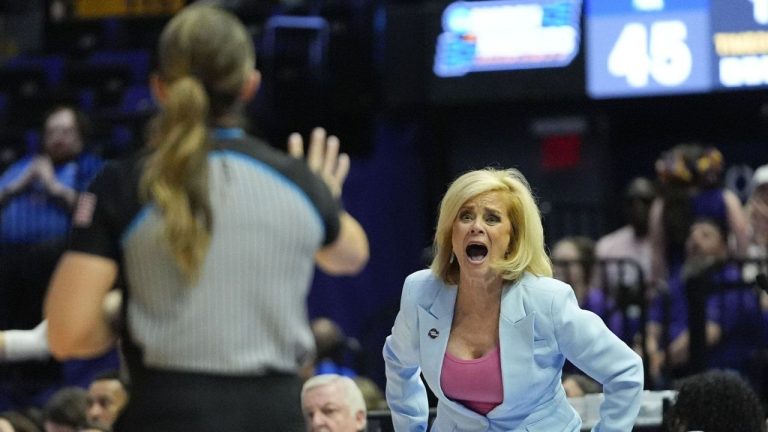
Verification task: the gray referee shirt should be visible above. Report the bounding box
[69,134,341,375]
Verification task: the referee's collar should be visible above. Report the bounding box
[212,127,245,140]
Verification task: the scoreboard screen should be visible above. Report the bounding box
[711,0,768,89]
[433,0,583,77]
[422,0,586,104]
[586,0,768,99]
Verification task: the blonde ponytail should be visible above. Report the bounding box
[141,76,212,282]
[140,5,256,282]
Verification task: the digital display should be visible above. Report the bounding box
[586,0,768,99]
[433,0,583,77]
[586,0,711,98]
[711,0,768,88]
[420,0,586,105]
[384,0,768,107]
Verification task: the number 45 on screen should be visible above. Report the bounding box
[608,21,692,88]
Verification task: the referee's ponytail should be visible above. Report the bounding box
[140,5,256,283]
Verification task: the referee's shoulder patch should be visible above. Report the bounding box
[73,192,97,227]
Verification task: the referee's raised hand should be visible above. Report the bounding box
[287,127,350,200]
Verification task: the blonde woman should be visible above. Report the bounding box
[383,168,642,431]
[44,5,368,431]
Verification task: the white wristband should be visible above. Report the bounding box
[3,320,50,361]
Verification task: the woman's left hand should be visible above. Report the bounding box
[287,127,350,199]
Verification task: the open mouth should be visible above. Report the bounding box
[466,244,488,263]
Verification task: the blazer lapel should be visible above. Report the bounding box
[490,278,536,417]
[417,284,457,400]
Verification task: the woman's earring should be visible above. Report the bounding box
[449,253,455,264]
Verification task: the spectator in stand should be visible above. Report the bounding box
[352,376,387,411]
[561,374,601,398]
[664,370,766,432]
[41,388,88,432]
[595,177,656,287]
[0,411,41,432]
[742,165,768,351]
[552,235,637,381]
[310,317,358,379]
[85,371,128,430]
[552,236,624,334]
[0,105,103,410]
[76,424,108,432]
[552,236,600,311]
[746,164,768,259]
[301,374,367,432]
[649,143,749,288]
[646,217,762,386]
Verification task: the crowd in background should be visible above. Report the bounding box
[0,3,766,432]
[0,101,766,430]
[551,143,768,419]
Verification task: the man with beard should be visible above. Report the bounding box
[646,217,762,386]
[0,105,102,409]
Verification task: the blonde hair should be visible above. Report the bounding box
[140,5,255,282]
[430,168,552,284]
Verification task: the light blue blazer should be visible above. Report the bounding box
[383,270,643,432]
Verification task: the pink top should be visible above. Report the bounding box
[440,345,503,415]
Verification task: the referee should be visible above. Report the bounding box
[44,5,369,431]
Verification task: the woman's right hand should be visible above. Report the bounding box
[287,127,350,199]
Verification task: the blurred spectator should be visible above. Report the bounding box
[595,177,655,286]
[85,371,128,430]
[746,165,768,363]
[552,236,631,376]
[561,374,601,398]
[746,164,768,259]
[310,317,359,378]
[664,369,765,432]
[646,218,762,385]
[76,424,108,432]
[555,233,643,345]
[76,426,107,432]
[352,376,387,411]
[41,388,88,432]
[552,237,620,328]
[0,411,41,432]
[301,374,367,432]
[649,143,749,286]
[0,105,102,409]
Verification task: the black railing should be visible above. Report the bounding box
[685,258,768,387]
